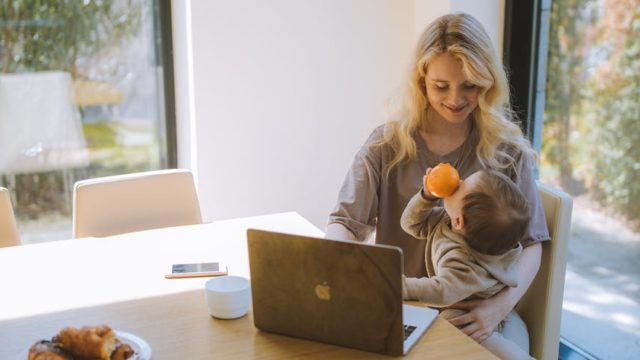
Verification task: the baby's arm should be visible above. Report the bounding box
[402,257,499,307]
[400,190,444,239]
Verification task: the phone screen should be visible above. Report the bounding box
[165,262,228,279]
[172,262,220,274]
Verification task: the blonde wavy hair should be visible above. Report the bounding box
[380,13,534,176]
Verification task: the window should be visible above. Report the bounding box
[0,0,175,243]
[506,0,640,358]
[543,1,639,358]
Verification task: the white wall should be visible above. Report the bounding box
[174,0,504,229]
[171,0,198,178]
[183,0,415,228]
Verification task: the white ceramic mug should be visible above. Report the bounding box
[204,275,251,319]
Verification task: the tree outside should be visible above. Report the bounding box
[545,0,640,229]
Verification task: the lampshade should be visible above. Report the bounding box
[0,71,89,174]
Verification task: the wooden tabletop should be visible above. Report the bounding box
[0,212,496,359]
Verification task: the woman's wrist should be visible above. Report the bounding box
[485,288,516,323]
[496,286,518,312]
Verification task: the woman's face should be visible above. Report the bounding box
[424,52,480,124]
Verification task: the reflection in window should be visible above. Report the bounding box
[0,0,172,243]
[543,0,639,358]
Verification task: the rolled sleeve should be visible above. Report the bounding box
[515,151,551,247]
[328,128,383,241]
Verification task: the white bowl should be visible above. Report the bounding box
[204,276,251,319]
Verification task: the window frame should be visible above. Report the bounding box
[157,0,178,168]
[503,0,534,137]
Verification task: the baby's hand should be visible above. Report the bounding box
[421,168,438,200]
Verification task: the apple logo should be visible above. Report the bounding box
[315,281,331,301]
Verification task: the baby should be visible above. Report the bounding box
[401,168,533,360]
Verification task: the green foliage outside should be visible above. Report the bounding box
[543,0,594,193]
[590,5,640,227]
[83,122,119,148]
[544,0,640,230]
[0,0,139,74]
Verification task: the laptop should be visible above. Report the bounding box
[246,229,439,356]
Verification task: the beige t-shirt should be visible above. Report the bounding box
[328,124,550,277]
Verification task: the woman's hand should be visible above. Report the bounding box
[446,296,511,343]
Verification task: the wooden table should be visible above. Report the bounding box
[0,212,496,359]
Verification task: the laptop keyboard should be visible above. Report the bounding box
[403,325,417,341]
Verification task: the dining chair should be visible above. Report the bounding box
[72,169,202,238]
[0,187,20,248]
[516,182,573,360]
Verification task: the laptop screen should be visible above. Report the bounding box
[247,229,407,355]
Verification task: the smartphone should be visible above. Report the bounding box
[164,262,228,279]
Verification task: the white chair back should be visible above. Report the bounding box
[0,187,20,247]
[73,169,202,238]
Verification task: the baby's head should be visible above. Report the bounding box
[444,169,529,255]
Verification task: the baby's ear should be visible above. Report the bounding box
[452,215,464,231]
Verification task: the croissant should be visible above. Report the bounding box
[53,325,117,360]
[27,340,73,360]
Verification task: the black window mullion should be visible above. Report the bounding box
[155,0,177,168]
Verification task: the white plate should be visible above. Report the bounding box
[116,330,153,360]
[18,330,152,360]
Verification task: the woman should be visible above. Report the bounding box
[326,13,549,358]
